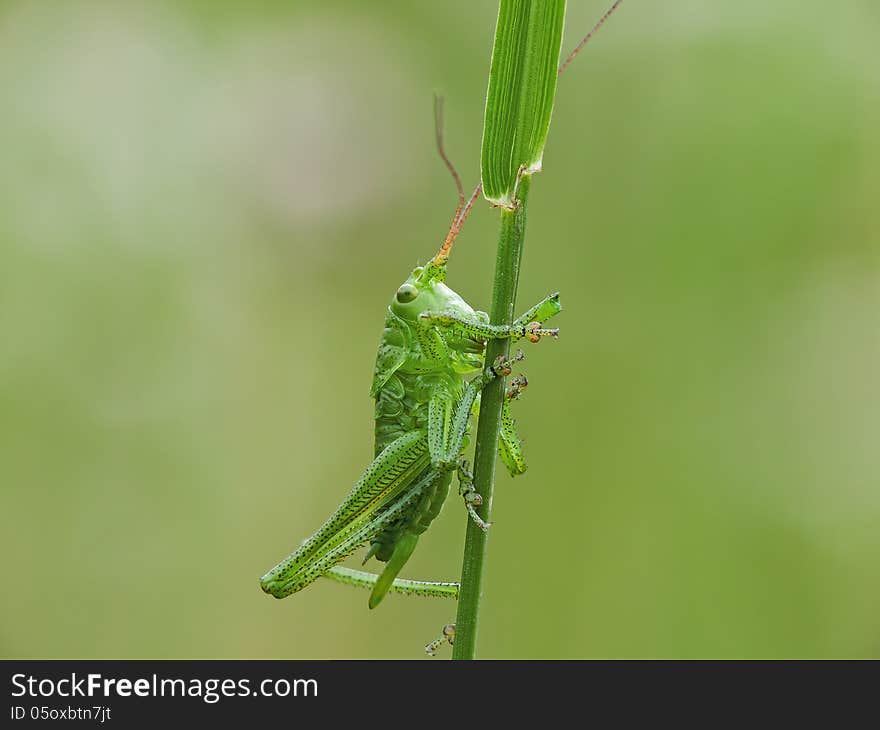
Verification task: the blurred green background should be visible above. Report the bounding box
[1,0,878,659]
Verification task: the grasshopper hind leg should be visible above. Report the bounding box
[365,470,453,609]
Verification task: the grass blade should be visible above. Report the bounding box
[480,0,566,207]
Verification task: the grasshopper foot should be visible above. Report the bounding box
[522,321,559,343]
[492,349,525,377]
[425,623,456,656]
[465,497,491,532]
[457,459,491,532]
[506,374,528,400]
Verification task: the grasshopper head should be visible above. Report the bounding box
[390,264,474,322]
[389,176,483,321]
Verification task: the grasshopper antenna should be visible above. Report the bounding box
[434,95,464,221]
[431,94,482,266]
[557,0,623,77]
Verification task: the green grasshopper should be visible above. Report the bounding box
[260,0,623,646]
[259,102,561,612]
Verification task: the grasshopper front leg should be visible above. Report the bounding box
[419,292,562,343]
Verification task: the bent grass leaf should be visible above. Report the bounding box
[480,0,566,207]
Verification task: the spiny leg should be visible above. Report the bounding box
[427,392,453,467]
[425,623,456,656]
[430,349,524,472]
[261,467,439,599]
[427,351,525,530]
[419,292,561,343]
[499,374,528,476]
[492,348,524,377]
[420,312,559,343]
[457,459,489,532]
[260,430,430,598]
[323,566,459,599]
[414,317,450,363]
[425,379,485,531]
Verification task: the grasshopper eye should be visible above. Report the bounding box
[396,284,418,303]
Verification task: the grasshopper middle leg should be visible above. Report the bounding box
[426,351,528,530]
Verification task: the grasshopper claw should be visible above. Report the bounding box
[491,349,526,377]
[524,321,559,342]
[425,623,456,656]
[506,374,528,400]
[465,500,491,532]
